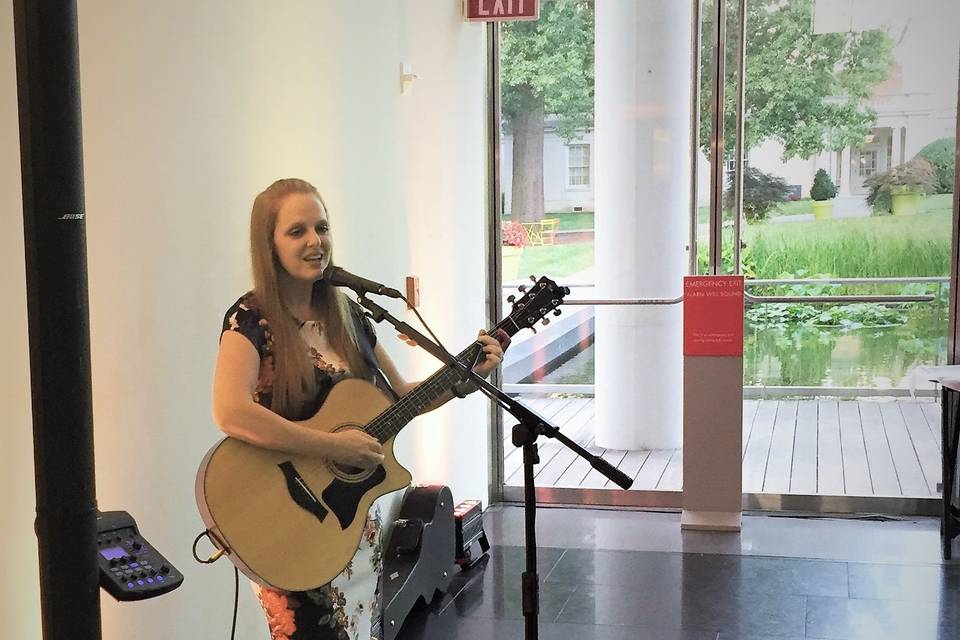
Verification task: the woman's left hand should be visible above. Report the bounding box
[472,329,508,377]
[395,328,508,377]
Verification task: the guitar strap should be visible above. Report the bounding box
[351,306,400,403]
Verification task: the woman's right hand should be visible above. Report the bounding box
[325,429,384,470]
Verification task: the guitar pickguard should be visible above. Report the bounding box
[322,465,387,530]
[277,461,329,523]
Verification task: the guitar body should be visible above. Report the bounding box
[196,378,412,591]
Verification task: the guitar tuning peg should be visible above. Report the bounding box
[542,318,550,326]
[529,324,537,334]
[553,309,562,316]
[507,295,516,303]
[529,275,537,282]
[518,285,527,293]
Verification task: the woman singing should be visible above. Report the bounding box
[212,178,504,639]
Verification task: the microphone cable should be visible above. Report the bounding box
[192,529,239,640]
[398,293,490,392]
[400,294,453,356]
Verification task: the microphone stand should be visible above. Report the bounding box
[354,294,633,640]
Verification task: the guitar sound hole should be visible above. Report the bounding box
[334,463,365,476]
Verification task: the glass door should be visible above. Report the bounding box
[722,0,960,511]
[489,0,960,514]
[491,0,702,507]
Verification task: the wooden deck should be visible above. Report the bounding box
[503,396,944,497]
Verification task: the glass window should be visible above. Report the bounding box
[858,149,878,177]
[567,143,590,187]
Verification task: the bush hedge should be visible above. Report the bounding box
[915,137,956,195]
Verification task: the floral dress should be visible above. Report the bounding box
[223,293,389,640]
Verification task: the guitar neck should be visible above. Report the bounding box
[366,322,507,443]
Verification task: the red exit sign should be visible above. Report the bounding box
[464,0,539,22]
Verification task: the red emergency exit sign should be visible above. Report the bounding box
[464,0,539,22]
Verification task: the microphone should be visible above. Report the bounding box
[323,265,403,299]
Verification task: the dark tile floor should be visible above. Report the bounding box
[395,505,960,640]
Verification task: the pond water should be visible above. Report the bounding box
[744,303,948,388]
[527,303,949,389]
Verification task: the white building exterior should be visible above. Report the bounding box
[506,0,958,210]
[501,118,596,214]
[806,0,958,198]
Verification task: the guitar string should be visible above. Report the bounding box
[370,330,496,439]
[369,310,521,437]
[367,312,520,441]
[368,343,482,442]
[364,293,553,442]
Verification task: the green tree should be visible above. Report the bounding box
[501,0,594,222]
[915,137,956,195]
[701,0,895,160]
[724,166,792,223]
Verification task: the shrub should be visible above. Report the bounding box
[696,227,758,277]
[724,167,792,224]
[809,169,838,201]
[915,137,956,195]
[501,221,529,247]
[865,157,936,214]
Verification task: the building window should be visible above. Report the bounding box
[858,149,878,178]
[724,155,748,177]
[567,143,590,188]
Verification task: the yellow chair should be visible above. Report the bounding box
[541,218,559,245]
[519,219,559,246]
[520,221,544,246]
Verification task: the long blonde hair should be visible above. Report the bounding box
[249,178,368,417]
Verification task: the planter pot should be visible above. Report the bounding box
[891,191,921,216]
[502,245,524,281]
[811,200,833,220]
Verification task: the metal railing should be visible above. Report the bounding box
[744,292,936,304]
[503,276,947,306]
[744,276,944,304]
[562,296,684,306]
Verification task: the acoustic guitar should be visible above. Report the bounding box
[195,276,568,591]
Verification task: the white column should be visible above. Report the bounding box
[839,146,852,197]
[891,125,902,167]
[594,0,691,450]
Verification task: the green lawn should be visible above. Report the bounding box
[549,211,594,231]
[516,241,594,279]
[507,195,954,281]
[504,211,594,231]
[744,209,952,278]
[918,193,954,215]
[773,198,814,216]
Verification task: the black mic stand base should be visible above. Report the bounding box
[512,422,541,640]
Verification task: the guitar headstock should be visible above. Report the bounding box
[502,275,570,336]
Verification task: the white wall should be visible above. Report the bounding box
[0,2,38,638]
[1,2,489,638]
[748,140,817,196]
